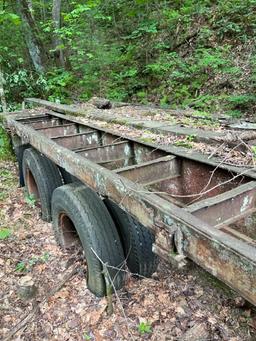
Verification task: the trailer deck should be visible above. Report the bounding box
[4,104,256,306]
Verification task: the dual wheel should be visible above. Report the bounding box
[22,148,158,296]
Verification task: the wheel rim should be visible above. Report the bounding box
[59,213,80,248]
[26,168,39,200]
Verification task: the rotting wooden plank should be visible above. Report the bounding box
[115,155,179,183]
[5,115,256,306]
[187,181,256,226]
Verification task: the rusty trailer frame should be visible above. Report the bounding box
[4,102,256,306]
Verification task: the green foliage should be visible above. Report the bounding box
[252,146,256,160]
[45,69,74,103]
[0,227,11,240]
[83,333,92,340]
[28,252,50,266]
[0,123,13,160]
[0,10,21,25]
[138,321,152,335]
[15,261,27,272]
[193,110,211,118]
[226,94,256,110]
[174,135,196,148]
[24,193,37,208]
[1,0,256,116]
[139,136,154,144]
[15,252,50,273]
[226,110,242,118]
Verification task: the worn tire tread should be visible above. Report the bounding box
[22,148,63,221]
[52,183,125,297]
[105,201,158,277]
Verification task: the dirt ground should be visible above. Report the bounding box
[1,160,256,341]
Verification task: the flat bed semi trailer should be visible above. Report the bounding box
[3,102,256,304]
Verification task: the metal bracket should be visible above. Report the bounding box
[152,243,187,269]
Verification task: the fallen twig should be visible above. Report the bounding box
[207,142,225,159]
[91,248,135,341]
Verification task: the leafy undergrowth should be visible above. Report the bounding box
[0,161,256,340]
[0,121,14,161]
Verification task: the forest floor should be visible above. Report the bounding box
[1,161,256,340]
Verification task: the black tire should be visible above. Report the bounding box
[51,183,125,297]
[58,167,82,185]
[105,200,159,277]
[58,167,74,184]
[22,148,63,222]
[14,144,29,187]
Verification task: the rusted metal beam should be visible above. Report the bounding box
[181,223,256,305]
[30,119,62,129]
[77,141,133,164]
[101,133,122,145]
[115,155,179,183]
[17,113,68,129]
[35,123,78,137]
[98,157,134,170]
[133,142,166,164]
[5,115,256,306]
[78,125,99,133]
[144,174,180,187]
[52,131,99,149]
[218,209,256,241]
[25,118,61,129]
[16,113,50,122]
[187,181,256,226]
[220,225,256,247]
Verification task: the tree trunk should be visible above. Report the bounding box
[52,0,65,67]
[0,66,7,112]
[40,0,46,21]
[27,0,34,18]
[17,0,48,73]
